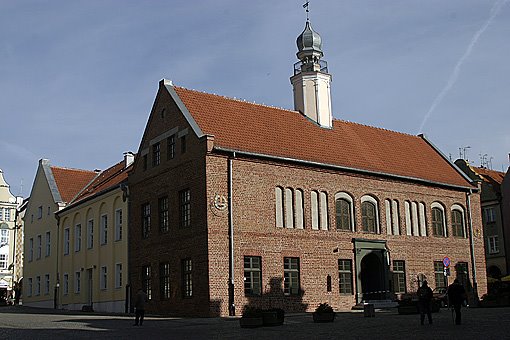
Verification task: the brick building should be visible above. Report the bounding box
[128,19,487,317]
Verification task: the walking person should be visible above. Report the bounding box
[417,280,433,325]
[447,279,467,325]
[134,288,148,326]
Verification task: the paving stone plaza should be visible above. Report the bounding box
[0,306,509,339]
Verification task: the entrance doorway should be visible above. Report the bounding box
[360,252,384,300]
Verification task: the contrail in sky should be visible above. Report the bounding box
[418,0,508,133]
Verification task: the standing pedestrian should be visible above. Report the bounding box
[134,288,148,326]
[417,280,433,325]
[447,279,467,325]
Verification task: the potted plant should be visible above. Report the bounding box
[239,306,264,328]
[262,308,285,326]
[313,302,335,322]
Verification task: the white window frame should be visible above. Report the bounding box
[115,263,122,288]
[87,219,94,249]
[361,195,380,233]
[336,192,355,232]
[451,204,466,238]
[431,202,447,237]
[75,224,82,252]
[100,266,107,290]
[0,254,8,269]
[115,209,122,241]
[488,235,499,254]
[100,214,108,245]
[64,228,70,255]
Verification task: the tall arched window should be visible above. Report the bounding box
[275,187,284,228]
[451,204,466,238]
[431,203,446,237]
[361,201,377,233]
[336,199,351,231]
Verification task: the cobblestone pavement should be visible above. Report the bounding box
[1,306,509,339]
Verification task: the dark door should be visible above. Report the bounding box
[360,252,384,301]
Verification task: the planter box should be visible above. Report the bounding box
[262,310,284,326]
[313,312,335,323]
[239,317,264,328]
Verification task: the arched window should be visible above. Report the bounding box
[335,193,354,231]
[361,196,379,233]
[451,204,466,238]
[431,203,446,237]
[275,187,284,228]
[284,188,294,228]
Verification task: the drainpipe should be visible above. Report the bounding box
[466,189,479,305]
[228,153,235,316]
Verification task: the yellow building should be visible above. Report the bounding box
[23,160,97,308]
[56,155,132,313]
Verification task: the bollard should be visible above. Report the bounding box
[363,303,375,317]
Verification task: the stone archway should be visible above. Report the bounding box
[360,252,384,301]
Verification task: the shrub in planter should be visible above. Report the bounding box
[313,303,335,322]
[262,308,285,326]
[239,307,264,328]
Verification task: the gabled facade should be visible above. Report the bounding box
[55,155,132,313]
[128,20,487,317]
[455,159,507,279]
[502,167,510,275]
[23,159,97,307]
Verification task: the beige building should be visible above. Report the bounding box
[0,169,23,299]
[23,160,97,308]
[56,155,132,313]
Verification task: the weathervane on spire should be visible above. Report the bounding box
[303,1,310,21]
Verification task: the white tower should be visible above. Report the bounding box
[290,20,333,128]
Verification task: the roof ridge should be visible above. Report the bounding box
[334,118,419,138]
[50,165,96,173]
[174,86,298,115]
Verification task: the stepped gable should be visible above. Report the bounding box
[173,86,473,188]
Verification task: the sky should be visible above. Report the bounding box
[1,0,509,198]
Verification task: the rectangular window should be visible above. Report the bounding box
[115,209,123,241]
[392,260,406,294]
[182,259,192,298]
[100,266,107,290]
[4,208,10,221]
[29,238,33,261]
[37,206,42,219]
[75,271,81,293]
[284,257,300,296]
[75,224,81,252]
[0,229,6,245]
[142,265,152,300]
[44,274,50,295]
[488,235,499,254]
[115,263,122,288]
[0,254,7,269]
[159,197,169,232]
[64,228,70,255]
[35,276,41,296]
[63,274,69,295]
[0,208,2,220]
[142,203,151,238]
[179,189,191,228]
[45,231,51,256]
[143,154,148,171]
[484,207,496,223]
[28,278,33,297]
[338,259,353,294]
[434,261,445,289]
[180,135,187,154]
[87,220,94,249]
[36,235,42,259]
[167,135,175,160]
[100,215,108,245]
[244,256,262,296]
[152,142,161,166]
[160,262,171,300]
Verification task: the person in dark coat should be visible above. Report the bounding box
[134,288,148,326]
[447,279,467,325]
[417,280,433,325]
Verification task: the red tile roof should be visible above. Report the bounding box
[71,160,130,205]
[50,166,98,203]
[472,166,505,187]
[173,86,473,188]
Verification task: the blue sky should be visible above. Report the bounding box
[1,0,509,197]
